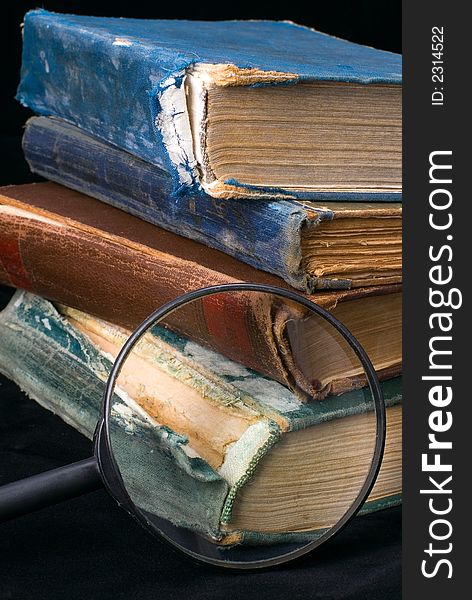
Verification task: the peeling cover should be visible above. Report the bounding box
[17,9,402,199]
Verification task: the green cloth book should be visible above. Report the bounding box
[0,291,402,545]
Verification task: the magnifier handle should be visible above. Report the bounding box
[0,457,102,523]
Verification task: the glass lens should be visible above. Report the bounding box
[101,288,389,566]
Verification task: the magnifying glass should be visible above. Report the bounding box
[0,284,385,569]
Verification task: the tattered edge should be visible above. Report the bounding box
[154,63,402,201]
[219,420,281,526]
[155,63,299,199]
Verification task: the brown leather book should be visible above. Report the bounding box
[0,182,401,398]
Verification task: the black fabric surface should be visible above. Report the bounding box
[0,369,401,600]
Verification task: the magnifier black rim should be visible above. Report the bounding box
[95,283,386,570]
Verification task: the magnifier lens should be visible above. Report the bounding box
[104,289,383,566]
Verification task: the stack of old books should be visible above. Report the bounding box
[0,10,401,544]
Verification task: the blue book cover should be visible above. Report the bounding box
[17,10,402,201]
[22,116,402,292]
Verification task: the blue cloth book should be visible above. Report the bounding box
[17,10,402,201]
[22,116,402,292]
[0,291,402,545]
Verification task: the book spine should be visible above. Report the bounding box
[0,291,229,538]
[22,117,328,292]
[0,204,291,388]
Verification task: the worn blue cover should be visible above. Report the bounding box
[17,9,402,199]
[23,116,401,292]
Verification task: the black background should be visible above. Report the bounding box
[0,2,401,599]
